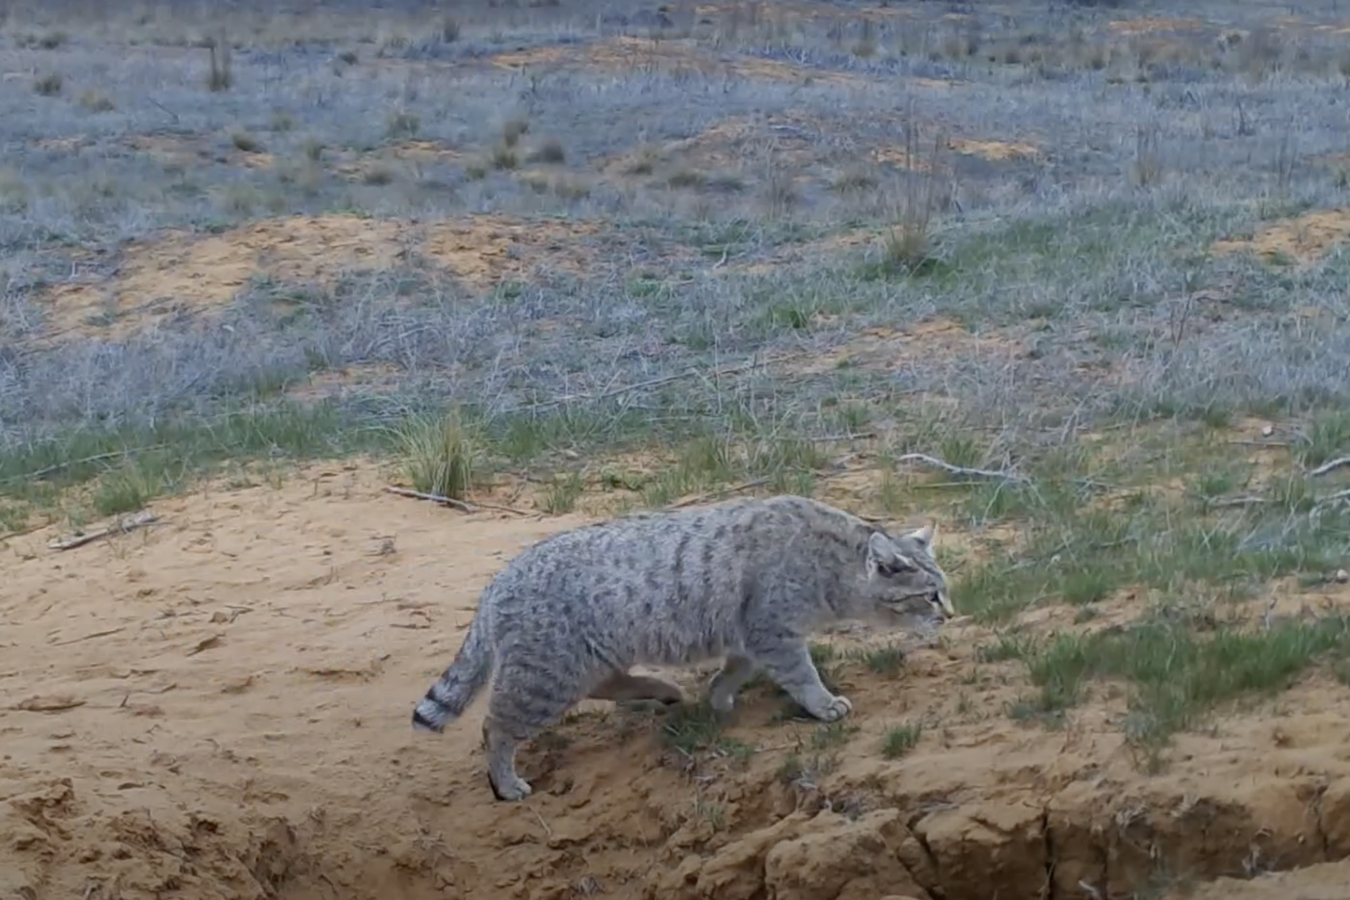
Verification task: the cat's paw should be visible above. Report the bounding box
[490,773,534,802]
[809,693,853,722]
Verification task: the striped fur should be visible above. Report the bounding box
[410,494,952,801]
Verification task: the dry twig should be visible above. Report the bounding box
[1308,456,1350,478]
[892,453,1028,484]
[49,510,160,551]
[384,486,530,517]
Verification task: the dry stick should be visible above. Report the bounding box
[1207,496,1271,508]
[384,486,530,517]
[49,511,160,551]
[1228,439,1291,448]
[8,445,167,484]
[662,460,862,512]
[1316,487,1350,508]
[1308,456,1350,478]
[892,453,1028,484]
[663,477,771,511]
[1209,488,1350,510]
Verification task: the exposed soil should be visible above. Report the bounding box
[39,213,639,340]
[486,36,864,85]
[1210,209,1350,266]
[1106,17,1207,35]
[5,463,1350,899]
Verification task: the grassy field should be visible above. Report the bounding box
[5,0,1350,806]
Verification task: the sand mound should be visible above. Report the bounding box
[3,463,1350,899]
[41,213,613,341]
[1211,209,1350,266]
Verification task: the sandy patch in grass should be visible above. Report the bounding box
[689,0,919,22]
[124,133,275,170]
[1210,209,1350,265]
[1107,17,1207,35]
[600,113,820,184]
[488,35,865,85]
[332,139,466,182]
[283,362,406,403]
[870,134,1035,171]
[39,213,625,341]
[30,136,92,153]
[949,137,1040,161]
[791,317,1022,377]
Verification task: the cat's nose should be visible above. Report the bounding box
[934,588,955,619]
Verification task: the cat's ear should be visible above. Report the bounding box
[905,523,936,549]
[867,532,915,573]
[867,531,897,564]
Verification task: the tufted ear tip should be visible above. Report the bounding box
[908,523,936,547]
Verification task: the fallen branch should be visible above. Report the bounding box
[663,478,770,510]
[1309,456,1350,478]
[1315,487,1350,508]
[892,453,1028,484]
[49,510,160,551]
[6,445,167,485]
[384,486,530,517]
[1206,496,1270,508]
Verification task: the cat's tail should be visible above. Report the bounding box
[412,611,493,733]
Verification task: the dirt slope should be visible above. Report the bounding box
[3,463,1350,900]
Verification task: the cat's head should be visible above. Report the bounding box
[861,524,953,628]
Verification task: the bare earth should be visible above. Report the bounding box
[4,467,1350,900]
[6,1,1350,897]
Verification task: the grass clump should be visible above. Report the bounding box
[1296,411,1350,469]
[526,138,566,164]
[392,412,482,500]
[1011,615,1350,756]
[662,700,725,754]
[881,721,923,759]
[859,644,906,677]
[386,111,420,139]
[231,130,263,153]
[33,73,63,96]
[207,35,232,92]
[93,461,165,517]
[78,89,115,112]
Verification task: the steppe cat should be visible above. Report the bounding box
[411,494,953,801]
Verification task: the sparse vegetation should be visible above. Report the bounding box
[32,73,62,95]
[393,412,481,501]
[206,34,232,92]
[1007,614,1350,759]
[881,721,923,759]
[5,3,1350,895]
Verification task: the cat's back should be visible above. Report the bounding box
[487,496,775,587]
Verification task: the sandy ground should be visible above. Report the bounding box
[5,464,1350,900]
